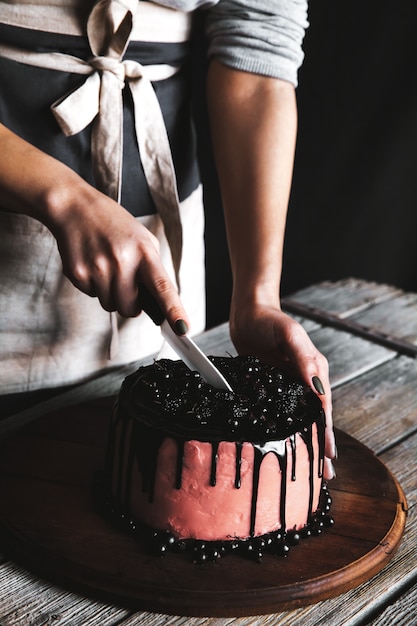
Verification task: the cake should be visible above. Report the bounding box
[100,356,333,563]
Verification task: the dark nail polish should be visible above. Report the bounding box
[312,376,325,395]
[174,319,188,335]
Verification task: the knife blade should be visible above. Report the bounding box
[138,285,233,392]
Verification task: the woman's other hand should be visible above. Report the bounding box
[230,299,336,479]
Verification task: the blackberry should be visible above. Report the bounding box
[231,404,249,421]
[254,383,268,401]
[196,407,211,425]
[161,397,182,417]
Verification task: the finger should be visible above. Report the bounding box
[112,265,142,318]
[67,255,117,312]
[311,373,336,460]
[311,372,336,460]
[139,269,190,335]
[95,277,118,312]
[309,371,336,461]
[323,456,336,481]
[277,323,336,459]
[87,255,120,313]
[321,394,336,461]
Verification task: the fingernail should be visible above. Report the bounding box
[330,461,336,479]
[174,319,188,335]
[312,375,325,395]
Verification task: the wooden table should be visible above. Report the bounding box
[0,278,416,625]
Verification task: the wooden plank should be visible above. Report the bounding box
[284,278,405,337]
[283,299,417,358]
[379,430,417,511]
[112,613,215,625]
[0,561,130,625]
[284,279,417,361]
[286,279,404,318]
[306,325,395,387]
[348,291,417,345]
[284,279,417,358]
[368,582,417,626]
[281,279,417,389]
[331,355,417,454]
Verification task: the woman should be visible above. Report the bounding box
[0,0,336,475]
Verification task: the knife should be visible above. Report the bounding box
[138,285,233,392]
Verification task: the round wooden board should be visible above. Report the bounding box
[0,400,407,617]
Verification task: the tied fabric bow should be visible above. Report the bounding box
[51,0,183,290]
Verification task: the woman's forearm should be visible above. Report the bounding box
[0,122,88,229]
[206,59,297,309]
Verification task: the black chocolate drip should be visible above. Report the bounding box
[317,416,326,479]
[235,442,243,489]
[210,441,219,486]
[300,424,315,521]
[290,433,296,481]
[250,441,288,536]
[175,440,185,489]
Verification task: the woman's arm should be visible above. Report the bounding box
[0,123,188,330]
[207,60,336,469]
[207,59,294,315]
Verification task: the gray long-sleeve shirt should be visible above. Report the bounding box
[158,0,309,86]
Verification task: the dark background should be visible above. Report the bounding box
[196,2,417,329]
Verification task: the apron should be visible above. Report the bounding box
[0,0,206,394]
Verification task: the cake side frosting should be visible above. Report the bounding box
[121,428,322,541]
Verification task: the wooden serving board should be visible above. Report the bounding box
[0,400,407,618]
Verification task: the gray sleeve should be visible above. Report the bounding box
[204,0,309,86]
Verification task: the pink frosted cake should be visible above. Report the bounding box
[101,356,333,562]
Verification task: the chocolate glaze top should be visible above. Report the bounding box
[117,356,324,443]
